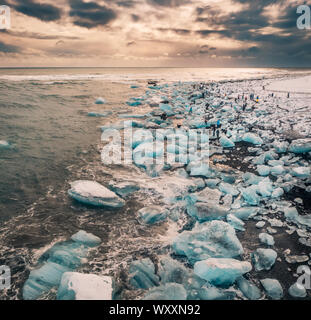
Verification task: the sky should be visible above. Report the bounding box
[0,0,310,67]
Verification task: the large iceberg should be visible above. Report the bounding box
[57,272,113,300]
[68,180,125,208]
[172,221,244,263]
[194,258,252,287]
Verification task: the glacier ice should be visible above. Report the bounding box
[138,206,168,225]
[172,221,244,263]
[259,233,275,246]
[242,133,263,145]
[108,181,140,198]
[260,278,283,300]
[95,97,105,104]
[236,277,261,300]
[129,258,160,289]
[252,248,277,271]
[57,272,113,300]
[143,283,187,300]
[289,139,311,154]
[194,258,252,287]
[68,180,125,208]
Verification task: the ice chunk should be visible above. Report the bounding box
[291,167,310,179]
[242,133,263,145]
[259,233,275,246]
[172,221,244,263]
[241,186,261,206]
[138,206,168,225]
[257,165,270,177]
[288,282,307,298]
[231,207,258,220]
[283,207,311,228]
[256,221,265,228]
[260,279,283,300]
[273,140,289,154]
[220,136,235,148]
[108,181,140,198]
[205,179,220,189]
[289,139,311,154]
[68,180,125,208]
[195,285,236,300]
[243,173,264,185]
[189,163,215,178]
[226,214,245,231]
[88,111,111,117]
[219,182,239,196]
[143,283,187,300]
[270,165,285,176]
[194,258,252,287]
[57,272,113,300]
[71,230,101,247]
[252,249,277,271]
[237,277,261,300]
[129,258,159,289]
[257,179,274,197]
[0,140,10,149]
[158,257,189,285]
[95,97,105,104]
[271,188,284,198]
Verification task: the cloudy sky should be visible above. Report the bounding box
[0,0,310,67]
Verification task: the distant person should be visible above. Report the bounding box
[161,113,167,120]
[287,92,290,98]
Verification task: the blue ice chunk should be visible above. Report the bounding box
[159,103,172,113]
[186,199,229,222]
[271,187,284,198]
[143,283,187,300]
[259,233,275,246]
[226,214,245,231]
[68,180,125,208]
[243,172,264,185]
[194,258,252,287]
[241,186,261,206]
[109,181,140,198]
[126,101,142,107]
[237,277,261,300]
[71,230,101,247]
[268,160,284,167]
[87,111,112,117]
[257,179,274,197]
[219,182,239,196]
[230,207,258,220]
[131,85,140,88]
[23,262,70,300]
[273,140,289,153]
[95,97,105,104]
[289,139,311,154]
[172,221,244,264]
[242,133,263,145]
[257,165,270,176]
[252,249,277,271]
[205,179,220,189]
[0,140,10,149]
[195,285,236,300]
[291,167,310,179]
[260,279,283,300]
[158,257,189,285]
[129,258,160,289]
[283,207,311,228]
[189,163,216,178]
[138,206,168,225]
[220,136,235,148]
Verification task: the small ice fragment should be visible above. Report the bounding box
[260,278,283,300]
[95,97,105,104]
[252,248,277,271]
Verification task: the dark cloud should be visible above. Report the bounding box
[147,0,190,7]
[0,41,20,53]
[12,0,62,21]
[69,0,117,28]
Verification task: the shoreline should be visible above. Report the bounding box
[1,73,311,300]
